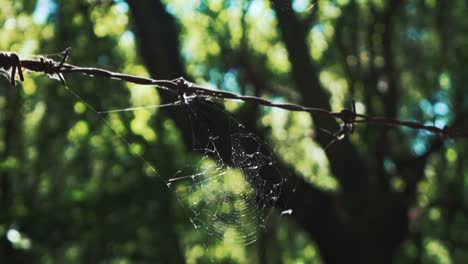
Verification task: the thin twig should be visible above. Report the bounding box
[0,48,464,139]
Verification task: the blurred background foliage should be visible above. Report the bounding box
[0,0,468,263]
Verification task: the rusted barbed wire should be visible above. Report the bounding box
[0,48,465,139]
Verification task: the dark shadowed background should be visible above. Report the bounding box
[1,0,467,263]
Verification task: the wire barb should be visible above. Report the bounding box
[0,51,24,85]
[173,76,193,104]
[37,47,71,85]
[338,99,357,133]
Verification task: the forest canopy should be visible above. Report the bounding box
[1,0,467,263]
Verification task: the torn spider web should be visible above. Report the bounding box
[165,97,286,245]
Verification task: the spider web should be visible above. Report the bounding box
[31,56,288,246]
[165,97,285,246]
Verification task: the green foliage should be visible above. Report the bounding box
[1,0,468,263]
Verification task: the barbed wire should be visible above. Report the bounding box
[0,48,465,140]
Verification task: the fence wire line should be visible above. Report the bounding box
[0,48,465,139]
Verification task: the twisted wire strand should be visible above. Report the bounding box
[1,48,463,139]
